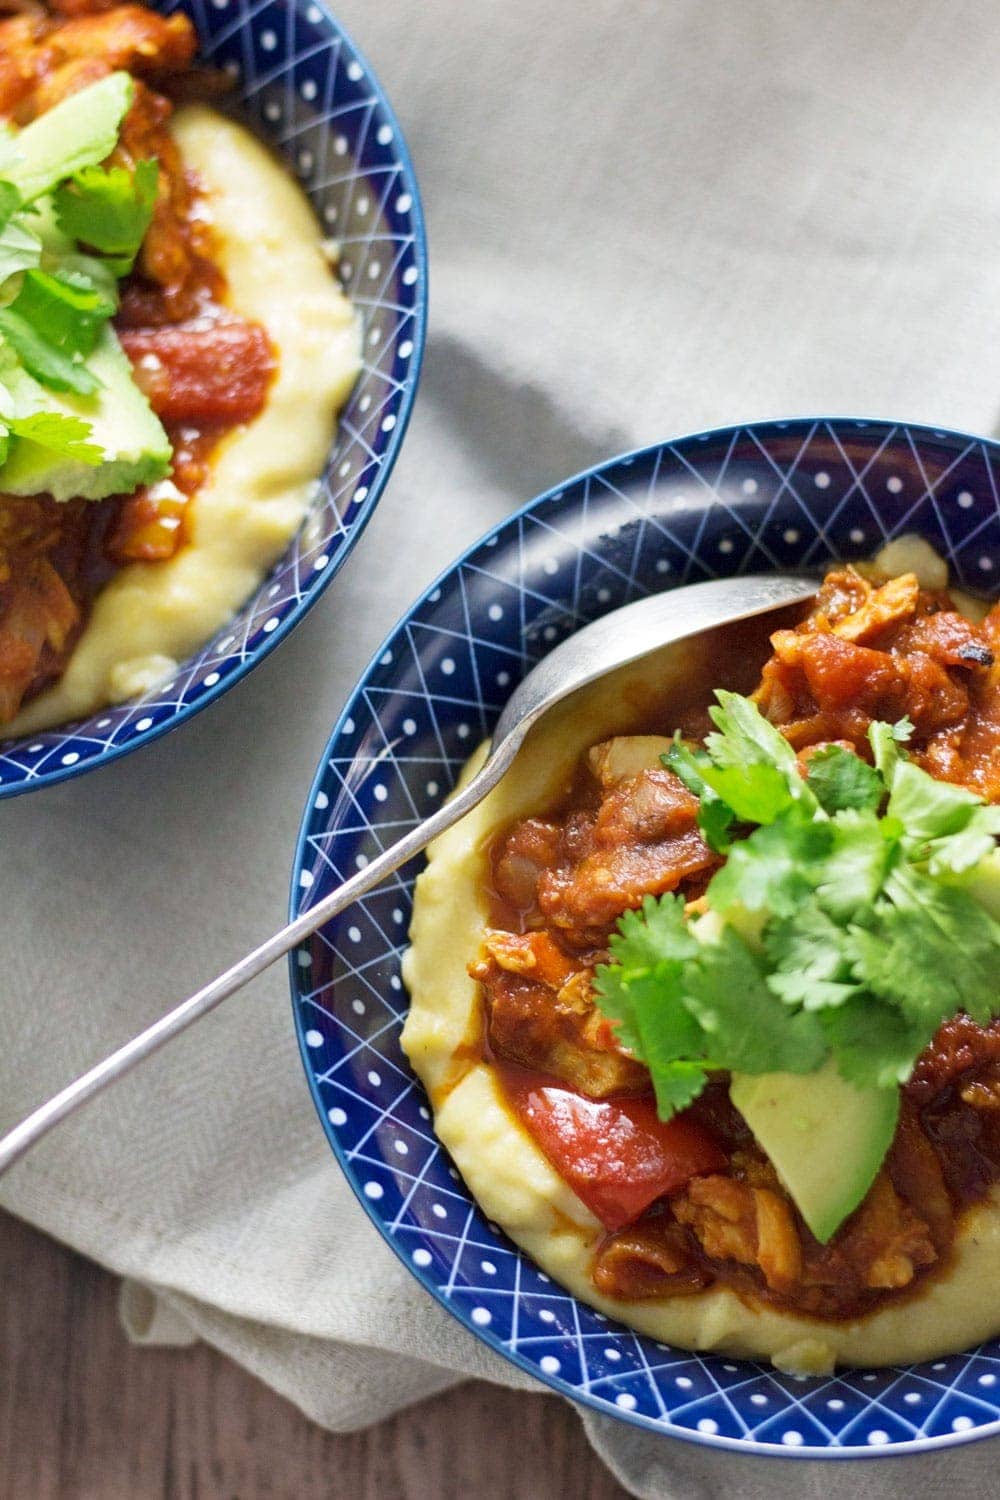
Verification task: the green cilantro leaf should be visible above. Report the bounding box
[644,1059,710,1117]
[695,795,735,854]
[0,75,143,437]
[868,715,913,782]
[805,743,883,814]
[812,809,897,920]
[592,691,1000,1129]
[632,976,709,1117]
[54,253,120,308]
[707,814,832,917]
[8,269,115,359]
[926,808,1000,877]
[589,959,642,1054]
[594,894,696,1052]
[0,207,41,286]
[764,900,861,1009]
[888,759,983,841]
[699,691,821,829]
[54,159,159,274]
[679,925,826,1074]
[884,758,1000,875]
[820,998,926,1090]
[850,864,1000,1029]
[706,690,807,779]
[663,738,710,798]
[667,733,804,843]
[0,307,98,394]
[593,896,708,1115]
[0,307,100,395]
[4,411,102,465]
[664,740,735,852]
[594,970,709,1117]
[606,892,699,973]
[696,760,800,827]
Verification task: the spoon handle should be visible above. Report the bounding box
[0,573,814,1177]
[0,744,515,1178]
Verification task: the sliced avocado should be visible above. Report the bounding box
[729,1060,899,1244]
[0,324,171,501]
[0,73,133,204]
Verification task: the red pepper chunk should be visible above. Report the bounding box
[506,1081,726,1232]
[119,319,275,425]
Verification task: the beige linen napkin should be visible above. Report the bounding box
[4,1,1000,1493]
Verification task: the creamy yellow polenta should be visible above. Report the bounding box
[10,105,360,733]
[401,543,1000,1375]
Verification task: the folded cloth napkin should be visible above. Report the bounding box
[4,0,1000,1493]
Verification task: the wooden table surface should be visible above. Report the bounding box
[0,1212,630,1500]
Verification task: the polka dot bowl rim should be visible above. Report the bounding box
[290,417,1000,1458]
[0,0,427,799]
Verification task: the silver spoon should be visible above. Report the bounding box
[0,572,815,1176]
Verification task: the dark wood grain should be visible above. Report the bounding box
[0,1212,629,1500]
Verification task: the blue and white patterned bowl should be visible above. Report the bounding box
[290,419,1000,1457]
[0,0,426,798]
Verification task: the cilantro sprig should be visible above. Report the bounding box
[54,158,158,277]
[0,411,102,470]
[0,73,163,487]
[0,184,42,284]
[593,692,1000,1120]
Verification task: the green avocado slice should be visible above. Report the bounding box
[729,1061,900,1244]
[0,324,171,501]
[0,73,133,204]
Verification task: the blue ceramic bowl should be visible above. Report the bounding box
[290,419,1000,1457]
[0,0,426,798]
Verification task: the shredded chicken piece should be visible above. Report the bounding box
[829,572,921,644]
[752,1188,803,1292]
[592,1224,710,1300]
[670,1163,937,1300]
[754,565,1000,789]
[840,1174,937,1290]
[475,930,580,990]
[672,1177,801,1294]
[471,930,647,1098]
[673,1176,759,1271]
[0,4,194,119]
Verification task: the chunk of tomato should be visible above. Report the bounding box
[119,320,274,425]
[505,1080,726,1232]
